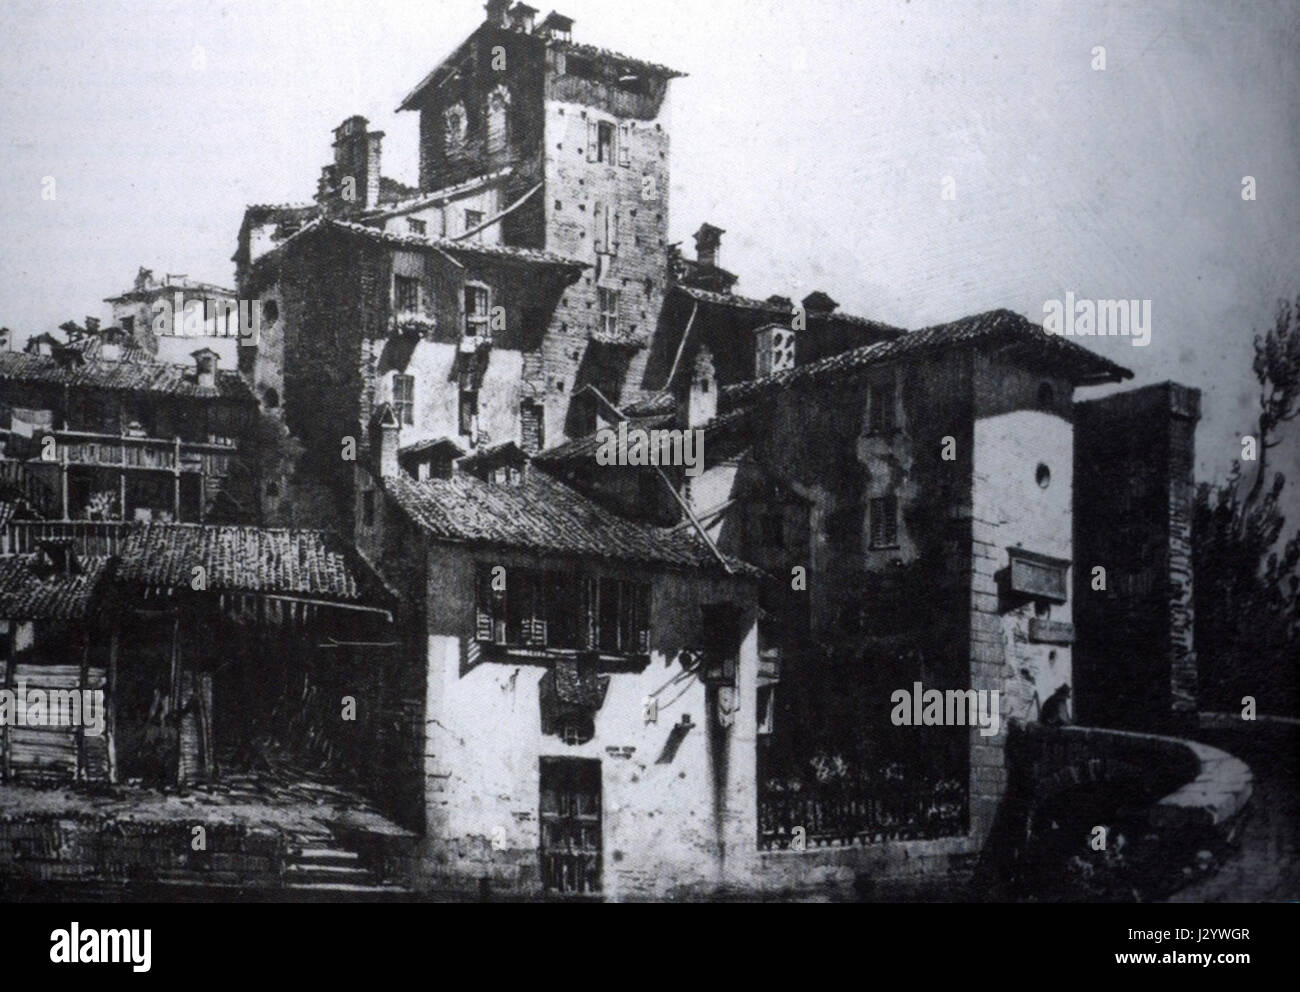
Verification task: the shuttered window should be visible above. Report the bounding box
[476,567,649,655]
[869,495,899,549]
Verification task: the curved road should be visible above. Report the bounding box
[1167,723,1299,902]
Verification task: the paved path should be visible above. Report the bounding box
[1168,723,1299,902]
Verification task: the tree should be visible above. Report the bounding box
[1194,296,1300,715]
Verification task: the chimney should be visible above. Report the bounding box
[192,348,219,389]
[37,539,79,576]
[676,346,717,429]
[507,2,538,31]
[485,0,511,27]
[802,291,839,315]
[330,117,384,213]
[134,267,154,292]
[370,403,401,478]
[694,223,724,269]
[100,326,126,363]
[755,323,796,377]
[537,11,574,41]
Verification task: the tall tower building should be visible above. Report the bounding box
[397,1,683,442]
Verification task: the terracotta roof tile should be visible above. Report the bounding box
[0,553,111,620]
[382,471,755,575]
[115,525,379,602]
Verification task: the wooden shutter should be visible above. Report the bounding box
[593,201,605,253]
[608,207,619,256]
[587,120,599,162]
[618,123,631,166]
[580,575,598,650]
[635,582,651,654]
[475,567,495,642]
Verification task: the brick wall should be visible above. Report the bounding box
[1074,382,1201,732]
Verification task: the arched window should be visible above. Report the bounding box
[444,102,467,149]
[486,86,511,154]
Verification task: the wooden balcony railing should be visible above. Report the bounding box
[0,520,136,556]
[39,430,236,476]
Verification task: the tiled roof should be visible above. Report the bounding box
[115,525,380,603]
[104,277,236,303]
[534,406,756,467]
[672,285,906,336]
[0,350,255,404]
[625,308,1133,417]
[305,219,590,272]
[382,471,754,575]
[0,553,111,620]
[554,39,685,80]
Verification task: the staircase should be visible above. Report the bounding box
[283,829,411,901]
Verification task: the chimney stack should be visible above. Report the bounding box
[537,11,574,41]
[694,223,724,270]
[507,2,538,31]
[370,404,401,478]
[802,290,839,315]
[676,346,717,430]
[192,348,219,389]
[330,116,384,213]
[485,0,511,27]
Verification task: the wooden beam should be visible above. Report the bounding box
[106,623,118,784]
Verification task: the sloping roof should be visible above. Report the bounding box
[382,471,755,575]
[626,308,1133,417]
[534,406,757,468]
[0,554,112,621]
[104,276,236,304]
[115,525,381,603]
[672,284,906,336]
[324,219,589,271]
[0,350,255,404]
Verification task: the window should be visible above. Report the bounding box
[459,388,478,436]
[869,495,899,549]
[618,122,631,166]
[407,218,427,236]
[464,210,484,234]
[394,275,420,314]
[362,489,375,527]
[593,201,618,255]
[486,85,511,154]
[444,102,467,148]
[465,283,490,338]
[262,299,279,323]
[121,315,135,335]
[1036,463,1051,489]
[392,374,415,426]
[598,287,620,338]
[597,121,615,163]
[475,567,648,655]
[869,381,897,434]
[521,400,544,453]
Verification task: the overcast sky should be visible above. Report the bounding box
[1,0,1297,496]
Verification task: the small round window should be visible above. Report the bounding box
[262,299,279,324]
[1036,463,1051,489]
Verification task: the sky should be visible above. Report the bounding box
[1,0,1297,499]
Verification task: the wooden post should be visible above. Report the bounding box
[106,623,119,784]
[170,612,182,787]
[173,436,181,521]
[76,634,89,781]
[60,445,69,520]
